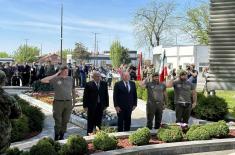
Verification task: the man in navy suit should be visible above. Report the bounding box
[83,71,109,135]
[113,71,137,132]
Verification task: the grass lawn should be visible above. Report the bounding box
[215,90,235,117]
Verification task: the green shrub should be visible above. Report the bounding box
[93,131,117,151]
[5,147,22,155]
[11,115,30,142]
[23,106,44,132]
[100,126,117,133]
[193,95,228,121]
[59,135,87,155]
[16,97,45,132]
[32,81,54,92]
[142,89,148,101]
[129,127,151,145]
[166,89,174,110]
[186,125,210,141]
[136,82,144,99]
[30,139,57,155]
[203,121,229,138]
[157,125,183,142]
[19,151,30,155]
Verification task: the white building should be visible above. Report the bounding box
[153,45,209,72]
[88,50,138,67]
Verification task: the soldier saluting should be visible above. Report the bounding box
[140,72,168,129]
[41,65,77,140]
[0,70,21,153]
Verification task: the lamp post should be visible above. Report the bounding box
[60,2,63,64]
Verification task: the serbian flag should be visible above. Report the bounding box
[137,52,142,81]
[159,50,168,82]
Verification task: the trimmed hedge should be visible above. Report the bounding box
[11,115,30,142]
[59,135,88,155]
[93,131,118,151]
[203,121,229,138]
[193,95,228,121]
[30,138,58,155]
[186,125,210,141]
[129,127,151,145]
[10,96,45,142]
[157,125,183,142]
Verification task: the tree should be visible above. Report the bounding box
[133,0,175,48]
[73,42,90,61]
[120,47,131,65]
[110,40,122,68]
[14,45,40,63]
[110,40,130,67]
[183,3,209,45]
[57,49,73,60]
[0,51,9,58]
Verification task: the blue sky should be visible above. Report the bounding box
[0,0,203,57]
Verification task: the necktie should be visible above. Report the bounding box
[96,82,100,103]
[125,81,129,92]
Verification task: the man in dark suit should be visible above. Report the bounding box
[113,71,137,132]
[83,71,109,135]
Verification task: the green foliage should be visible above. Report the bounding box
[157,125,183,142]
[166,89,174,110]
[16,97,45,132]
[59,135,88,155]
[32,81,54,92]
[120,47,131,65]
[30,139,57,155]
[142,89,148,101]
[0,51,9,58]
[203,121,229,138]
[110,40,123,67]
[93,131,118,151]
[5,147,22,155]
[11,115,30,142]
[186,125,210,141]
[183,3,209,45]
[14,45,40,63]
[193,95,228,121]
[73,42,90,60]
[58,49,73,61]
[136,82,144,99]
[100,126,117,133]
[129,127,151,145]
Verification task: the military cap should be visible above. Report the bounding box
[0,70,6,86]
[152,72,159,77]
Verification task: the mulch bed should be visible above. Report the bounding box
[87,130,235,154]
[87,136,164,154]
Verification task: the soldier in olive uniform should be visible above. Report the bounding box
[140,73,168,129]
[41,65,77,140]
[166,70,197,124]
[0,70,21,153]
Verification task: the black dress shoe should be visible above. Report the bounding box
[59,133,64,140]
[54,134,59,141]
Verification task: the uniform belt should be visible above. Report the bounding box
[54,99,71,101]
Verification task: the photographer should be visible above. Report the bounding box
[187,64,198,89]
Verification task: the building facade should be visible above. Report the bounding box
[88,50,138,67]
[153,45,209,72]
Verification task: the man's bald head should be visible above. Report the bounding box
[121,71,130,82]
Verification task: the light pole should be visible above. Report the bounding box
[25,39,28,62]
[60,2,63,64]
[92,32,99,66]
